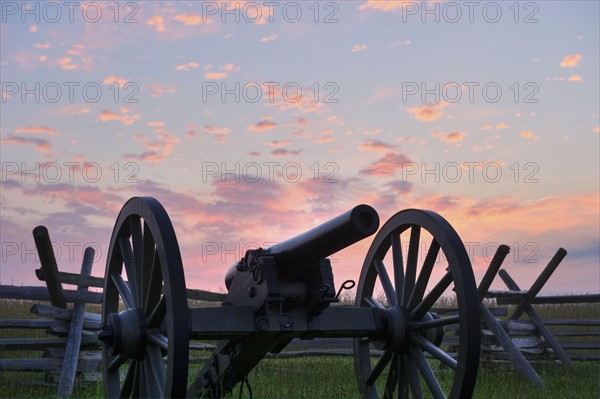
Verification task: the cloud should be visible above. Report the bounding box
[359,152,412,176]
[366,88,395,103]
[98,108,141,126]
[150,83,177,97]
[247,117,277,132]
[1,135,52,152]
[56,44,92,70]
[15,125,58,135]
[264,140,292,147]
[103,75,128,88]
[363,129,382,136]
[495,123,510,129]
[202,125,231,137]
[314,136,337,143]
[520,130,540,140]
[221,63,240,72]
[260,34,279,43]
[34,43,50,49]
[358,139,395,151]
[271,148,302,156]
[204,71,228,79]
[203,63,240,79]
[123,152,165,162]
[173,12,206,26]
[175,62,200,71]
[147,121,165,127]
[57,57,78,70]
[560,53,582,67]
[431,131,465,143]
[358,0,416,11]
[351,44,367,53]
[407,102,448,122]
[568,74,582,81]
[147,15,166,32]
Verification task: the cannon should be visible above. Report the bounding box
[98,197,480,398]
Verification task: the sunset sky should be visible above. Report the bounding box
[1,1,598,296]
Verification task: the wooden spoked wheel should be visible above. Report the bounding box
[100,197,190,398]
[354,209,480,399]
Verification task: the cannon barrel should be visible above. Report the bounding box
[225,204,379,289]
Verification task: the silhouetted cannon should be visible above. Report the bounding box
[98,197,481,398]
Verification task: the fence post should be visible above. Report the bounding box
[33,226,66,309]
[57,247,95,398]
[499,269,574,368]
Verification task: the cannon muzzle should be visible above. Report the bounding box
[225,204,379,289]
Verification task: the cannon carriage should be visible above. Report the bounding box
[98,197,480,398]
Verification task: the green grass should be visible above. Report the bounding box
[1,299,599,398]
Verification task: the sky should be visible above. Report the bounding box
[0,0,598,297]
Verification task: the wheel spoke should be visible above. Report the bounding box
[366,350,392,385]
[374,259,398,307]
[145,345,166,398]
[144,250,162,315]
[408,239,440,310]
[364,296,386,309]
[119,361,136,399]
[148,332,169,351]
[398,354,409,399]
[111,272,135,309]
[411,335,457,370]
[391,234,405,308]
[408,315,459,331]
[383,354,399,399]
[410,271,453,320]
[131,361,142,398]
[402,226,420,306]
[404,353,423,399]
[130,216,143,306]
[409,345,445,399]
[108,354,128,372]
[119,236,138,305]
[148,295,166,329]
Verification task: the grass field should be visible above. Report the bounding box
[1,299,599,398]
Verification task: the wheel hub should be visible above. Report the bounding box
[379,308,445,352]
[98,307,147,360]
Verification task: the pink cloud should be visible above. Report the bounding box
[1,135,52,152]
[204,71,228,79]
[264,140,292,147]
[358,139,395,151]
[271,148,302,156]
[568,74,582,81]
[247,117,277,132]
[103,75,128,88]
[123,152,165,162]
[15,125,58,135]
[175,62,200,71]
[407,102,448,122]
[150,83,177,97]
[358,0,417,11]
[560,53,582,67]
[360,152,412,176]
[98,108,141,126]
[431,131,466,143]
[173,12,206,26]
[351,44,367,53]
[314,136,337,143]
[147,15,166,32]
[260,34,279,43]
